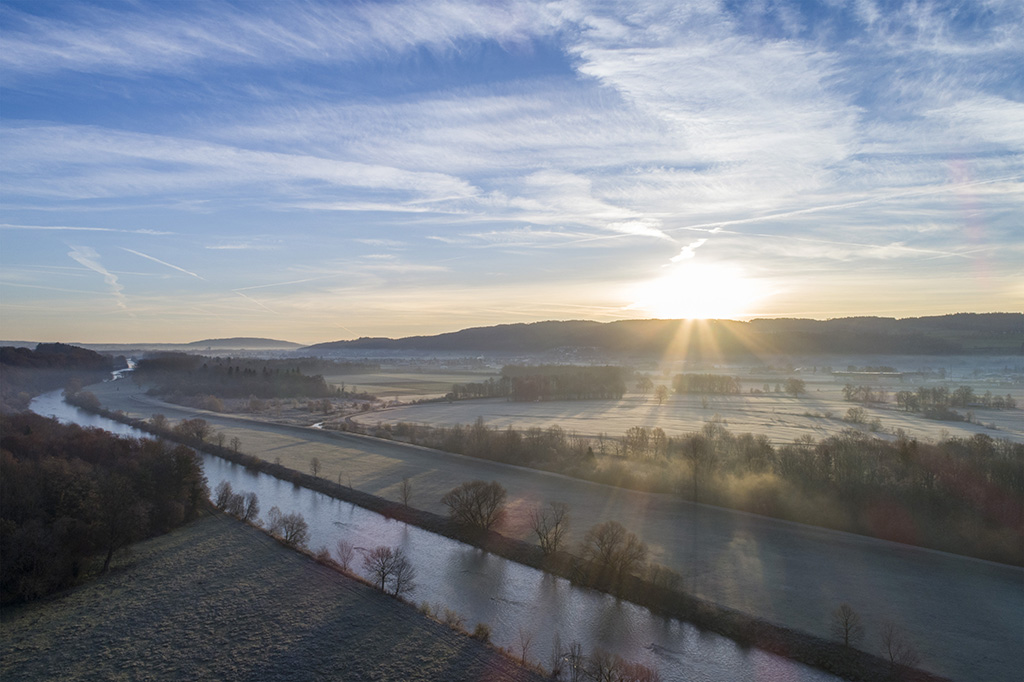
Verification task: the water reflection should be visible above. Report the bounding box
[32,390,838,682]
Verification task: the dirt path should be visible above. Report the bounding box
[87,380,1024,682]
[0,515,542,682]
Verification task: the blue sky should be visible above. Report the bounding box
[1,0,1021,344]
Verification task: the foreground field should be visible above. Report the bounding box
[0,514,541,682]
[80,380,1024,682]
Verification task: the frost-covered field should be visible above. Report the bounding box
[350,357,1024,445]
[0,515,541,682]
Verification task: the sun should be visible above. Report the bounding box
[626,263,763,320]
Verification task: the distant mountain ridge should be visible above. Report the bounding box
[304,313,1024,357]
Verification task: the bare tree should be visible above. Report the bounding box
[581,520,648,589]
[880,620,920,672]
[440,480,507,531]
[565,641,585,682]
[654,384,669,405]
[518,627,534,666]
[267,506,309,548]
[549,632,564,680]
[214,480,234,509]
[362,545,416,596]
[335,540,356,572]
[530,501,570,555]
[241,492,260,523]
[230,436,242,452]
[310,457,321,478]
[226,492,245,517]
[587,650,621,682]
[399,476,413,507]
[830,603,864,647]
[174,418,212,442]
[390,550,417,597]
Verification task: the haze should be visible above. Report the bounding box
[1,0,1021,344]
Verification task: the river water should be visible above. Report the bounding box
[31,388,838,682]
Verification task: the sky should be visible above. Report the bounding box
[1,0,1022,345]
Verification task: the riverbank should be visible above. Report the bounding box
[0,514,544,682]
[72,393,949,682]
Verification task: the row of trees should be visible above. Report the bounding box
[1,413,208,603]
[374,415,1024,564]
[672,373,741,395]
[894,386,1016,412]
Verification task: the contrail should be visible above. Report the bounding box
[122,247,204,279]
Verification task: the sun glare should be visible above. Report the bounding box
[627,263,763,320]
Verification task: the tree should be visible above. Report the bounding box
[214,480,234,509]
[517,627,534,666]
[174,418,212,442]
[241,492,260,523]
[362,545,417,596]
[581,520,648,589]
[530,501,570,555]
[399,476,413,507]
[267,506,308,548]
[830,603,864,647]
[635,375,654,395]
[95,474,149,573]
[440,480,507,531]
[654,384,669,405]
[880,620,920,672]
[335,540,356,572]
[230,436,242,452]
[784,378,806,397]
[310,457,321,478]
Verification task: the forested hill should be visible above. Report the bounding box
[305,313,1023,357]
[0,343,120,412]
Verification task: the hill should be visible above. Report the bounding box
[0,515,542,682]
[185,337,302,350]
[305,313,1024,357]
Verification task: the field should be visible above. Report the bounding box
[0,514,541,682]
[81,378,1024,682]
[346,360,1024,445]
[324,370,496,401]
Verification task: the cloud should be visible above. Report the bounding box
[67,245,127,309]
[0,1,558,77]
[670,239,707,263]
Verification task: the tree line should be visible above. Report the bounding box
[369,417,1023,564]
[0,343,120,412]
[0,412,208,603]
[448,365,627,402]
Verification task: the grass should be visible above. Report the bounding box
[0,514,543,682]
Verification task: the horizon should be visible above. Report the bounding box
[4,311,1019,348]
[2,1,1022,345]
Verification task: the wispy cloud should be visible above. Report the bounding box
[0,1,557,77]
[67,246,127,309]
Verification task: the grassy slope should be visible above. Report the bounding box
[0,515,542,682]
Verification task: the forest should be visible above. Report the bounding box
[0,343,120,412]
[0,413,208,604]
[132,353,375,400]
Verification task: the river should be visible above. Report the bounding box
[30,388,840,682]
